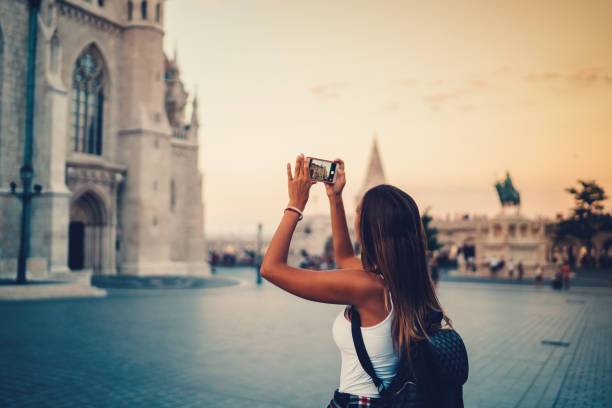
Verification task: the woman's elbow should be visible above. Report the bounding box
[259,262,273,279]
[260,262,287,280]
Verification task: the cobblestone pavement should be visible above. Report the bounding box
[1,267,610,408]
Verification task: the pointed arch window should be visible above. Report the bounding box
[50,30,60,73]
[127,1,133,20]
[71,46,105,155]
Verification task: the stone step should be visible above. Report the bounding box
[0,282,106,301]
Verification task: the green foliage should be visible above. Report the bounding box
[553,180,612,248]
[566,180,608,215]
[422,210,441,252]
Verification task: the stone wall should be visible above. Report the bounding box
[170,141,207,266]
[0,0,36,278]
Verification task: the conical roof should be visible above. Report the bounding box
[355,136,386,204]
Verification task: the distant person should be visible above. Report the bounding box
[534,263,543,287]
[568,247,576,268]
[209,251,219,273]
[327,255,337,270]
[299,249,311,269]
[562,262,571,290]
[507,259,515,280]
[457,252,466,271]
[430,256,440,288]
[260,155,466,407]
[489,256,499,277]
[517,261,524,281]
[468,256,477,272]
[552,264,563,290]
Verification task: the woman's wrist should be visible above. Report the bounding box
[284,206,303,221]
[287,201,306,212]
[327,192,343,203]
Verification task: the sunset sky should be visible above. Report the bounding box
[163,0,612,237]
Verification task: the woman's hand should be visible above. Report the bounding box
[287,154,316,211]
[325,159,346,198]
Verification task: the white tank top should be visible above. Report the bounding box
[332,294,398,397]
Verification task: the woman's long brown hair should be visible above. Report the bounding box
[359,184,451,363]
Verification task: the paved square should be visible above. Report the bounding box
[1,267,610,407]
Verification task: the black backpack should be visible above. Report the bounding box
[349,306,468,408]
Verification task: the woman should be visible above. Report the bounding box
[261,154,451,407]
[534,263,543,287]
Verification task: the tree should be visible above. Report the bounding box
[553,180,612,267]
[422,210,441,253]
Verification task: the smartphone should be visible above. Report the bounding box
[306,156,338,183]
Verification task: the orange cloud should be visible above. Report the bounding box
[569,67,606,83]
[382,101,400,112]
[522,72,560,81]
[521,67,611,85]
[422,89,465,103]
[391,78,418,86]
[310,82,346,100]
[469,79,486,88]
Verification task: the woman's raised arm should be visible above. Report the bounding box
[260,155,374,306]
[325,160,362,270]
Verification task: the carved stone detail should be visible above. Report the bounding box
[66,164,126,188]
[57,1,122,36]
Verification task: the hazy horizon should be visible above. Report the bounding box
[163,0,612,237]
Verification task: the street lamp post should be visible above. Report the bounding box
[9,0,42,284]
[256,223,263,285]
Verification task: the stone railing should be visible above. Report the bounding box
[172,129,188,140]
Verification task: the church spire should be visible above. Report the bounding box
[355,134,387,204]
[190,88,199,128]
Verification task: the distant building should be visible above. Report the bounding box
[309,161,329,180]
[432,174,551,274]
[354,136,386,205]
[432,212,550,270]
[0,0,209,278]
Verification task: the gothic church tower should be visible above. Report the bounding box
[115,0,175,274]
[355,135,387,205]
[0,0,208,278]
[116,0,208,275]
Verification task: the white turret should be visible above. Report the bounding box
[355,135,387,204]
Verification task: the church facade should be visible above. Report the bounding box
[0,0,209,278]
[431,212,550,271]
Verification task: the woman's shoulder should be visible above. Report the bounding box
[340,268,386,291]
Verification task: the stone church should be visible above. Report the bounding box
[0,0,210,278]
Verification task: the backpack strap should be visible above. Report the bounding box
[350,307,448,396]
[349,306,386,394]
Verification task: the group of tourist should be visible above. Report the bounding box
[298,250,337,270]
[488,256,527,280]
[551,261,572,290]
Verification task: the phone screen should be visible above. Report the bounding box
[308,158,337,183]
